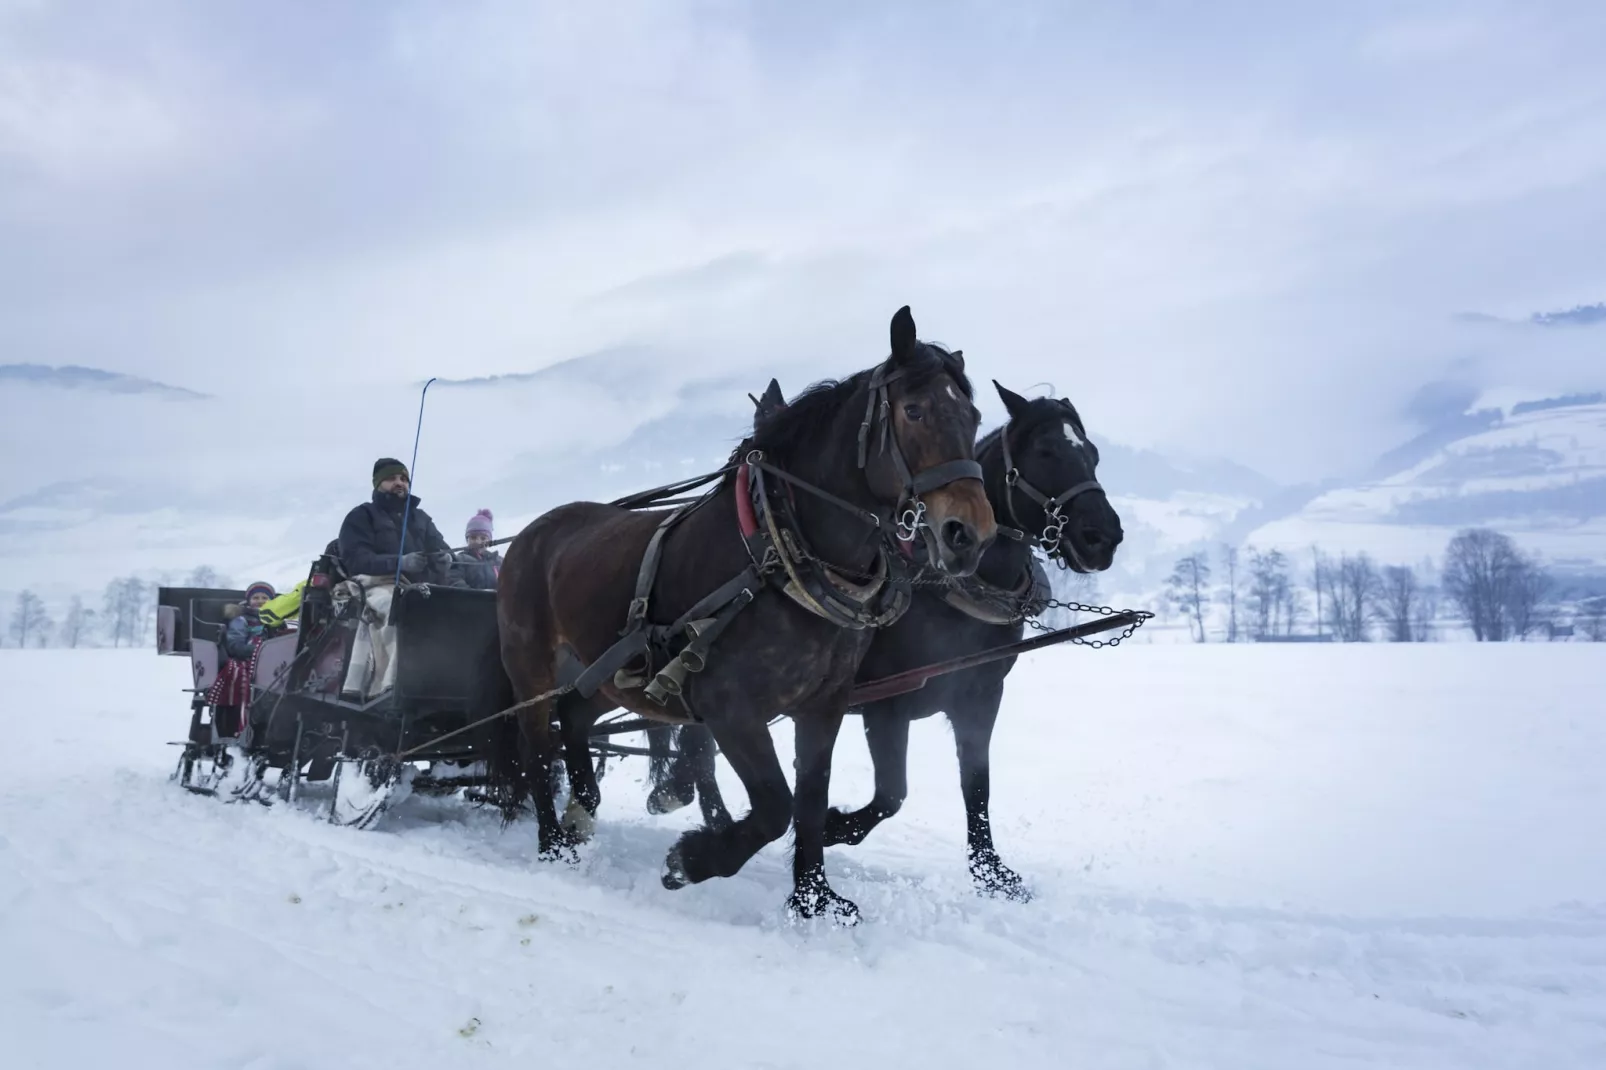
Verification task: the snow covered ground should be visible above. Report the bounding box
[2,644,1603,1069]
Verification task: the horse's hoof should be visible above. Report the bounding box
[661,845,690,890]
[647,783,694,816]
[537,830,581,865]
[786,886,861,926]
[971,855,1032,903]
[822,807,868,848]
[560,798,596,842]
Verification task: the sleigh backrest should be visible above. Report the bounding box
[190,638,220,693]
[156,586,248,655]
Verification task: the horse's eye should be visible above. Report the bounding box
[902,403,924,421]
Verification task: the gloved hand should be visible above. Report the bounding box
[400,551,428,574]
[431,549,454,572]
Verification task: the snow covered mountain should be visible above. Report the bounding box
[9,337,1603,633]
[0,351,1272,618]
[1242,393,1606,575]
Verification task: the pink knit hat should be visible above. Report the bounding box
[465,508,493,539]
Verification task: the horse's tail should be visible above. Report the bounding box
[472,624,525,824]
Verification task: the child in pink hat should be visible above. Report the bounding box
[455,509,502,590]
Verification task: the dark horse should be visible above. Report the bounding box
[648,381,1123,900]
[476,307,995,921]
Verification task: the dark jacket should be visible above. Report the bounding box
[338,491,455,582]
[454,548,502,591]
[223,605,262,660]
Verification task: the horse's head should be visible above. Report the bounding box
[859,306,995,575]
[989,381,1123,573]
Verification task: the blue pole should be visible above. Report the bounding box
[394,377,438,588]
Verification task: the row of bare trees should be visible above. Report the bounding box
[1440,529,1549,641]
[4,566,231,649]
[1166,528,1571,642]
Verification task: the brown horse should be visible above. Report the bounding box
[477,306,995,921]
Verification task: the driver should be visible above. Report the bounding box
[336,457,456,697]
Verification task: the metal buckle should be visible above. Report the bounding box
[896,500,926,542]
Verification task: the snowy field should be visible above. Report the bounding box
[2,645,1603,1070]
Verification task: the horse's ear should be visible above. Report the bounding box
[751,378,787,425]
[890,305,917,362]
[994,379,1031,421]
[949,348,964,371]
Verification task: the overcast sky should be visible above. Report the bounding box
[4,0,1605,483]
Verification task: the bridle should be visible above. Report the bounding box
[998,408,1104,565]
[856,359,984,553]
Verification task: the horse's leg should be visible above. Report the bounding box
[661,713,791,890]
[675,723,732,831]
[505,657,575,862]
[645,725,695,815]
[558,698,600,843]
[951,681,1029,901]
[823,705,911,847]
[790,704,857,921]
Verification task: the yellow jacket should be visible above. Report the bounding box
[257,581,305,629]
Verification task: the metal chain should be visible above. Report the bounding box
[1024,598,1153,648]
[789,540,1152,649]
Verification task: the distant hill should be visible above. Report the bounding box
[0,364,207,399]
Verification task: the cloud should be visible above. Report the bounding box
[1,0,1605,491]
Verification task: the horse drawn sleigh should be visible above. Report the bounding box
[157,305,1151,921]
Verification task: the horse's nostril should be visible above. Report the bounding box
[1080,526,1110,550]
[942,518,974,551]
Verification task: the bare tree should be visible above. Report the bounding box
[1377,566,1420,642]
[1442,529,1524,641]
[1310,546,1325,639]
[59,597,95,648]
[1505,552,1550,640]
[1220,544,1241,642]
[9,591,50,648]
[1280,584,1306,636]
[1165,553,1212,642]
[1580,598,1606,642]
[102,577,150,648]
[1245,547,1291,640]
[1413,571,1441,641]
[186,565,229,588]
[1329,553,1380,642]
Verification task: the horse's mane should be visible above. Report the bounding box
[744,343,973,464]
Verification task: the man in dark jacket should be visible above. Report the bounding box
[338,458,456,583]
[336,458,458,697]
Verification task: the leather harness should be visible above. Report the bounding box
[567,359,983,718]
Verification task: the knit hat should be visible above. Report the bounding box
[466,508,494,539]
[245,581,276,603]
[373,457,409,489]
